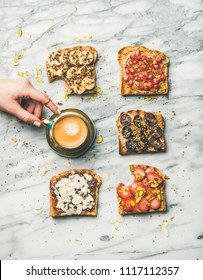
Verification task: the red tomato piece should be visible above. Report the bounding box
[122,197,136,211]
[130,68,136,74]
[148,74,153,80]
[128,80,133,87]
[146,172,163,188]
[135,49,141,56]
[123,75,129,82]
[117,183,131,199]
[153,84,159,89]
[150,198,161,210]
[153,64,160,69]
[133,166,146,181]
[138,197,149,212]
[144,85,149,90]
[136,55,142,61]
[147,81,154,88]
[130,53,136,60]
[156,57,162,63]
[125,68,130,74]
[146,56,153,62]
[128,60,134,65]
[129,74,134,80]
[160,73,166,81]
[140,64,147,70]
[138,83,144,89]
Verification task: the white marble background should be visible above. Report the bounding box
[0,0,203,260]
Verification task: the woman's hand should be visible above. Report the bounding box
[0,78,60,127]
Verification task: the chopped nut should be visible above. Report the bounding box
[11,137,17,142]
[37,77,43,83]
[18,72,25,77]
[165,175,170,180]
[96,87,102,94]
[90,96,95,101]
[76,38,81,42]
[65,95,69,101]
[89,35,93,39]
[13,57,19,66]
[18,53,24,59]
[97,135,103,144]
[56,46,60,51]
[18,27,23,37]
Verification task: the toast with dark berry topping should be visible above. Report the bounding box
[118,46,169,95]
[50,169,102,217]
[46,46,97,96]
[116,110,166,155]
[117,164,167,215]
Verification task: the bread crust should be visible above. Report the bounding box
[46,46,97,95]
[50,169,102,217]
[118,46,169,95]
[117,164,167,215]
[116,109,166,155]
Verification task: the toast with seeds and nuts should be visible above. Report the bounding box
[117,164,167,215]
[46,46,97,96]
[116,109,166,155]
[118,46,169,95]
[50,169,102,217]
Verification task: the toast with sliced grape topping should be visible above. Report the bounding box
[117,164,167,215]
[50,169,102,217]
[116,109,166,155]
[46,46,97,96]
[118,46,169,95]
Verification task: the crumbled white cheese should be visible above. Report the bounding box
[38,167,48,176]
[180,119,190,126]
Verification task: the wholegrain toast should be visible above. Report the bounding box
[116,109,166,155]
[118,46,169,95]
[50,169,101,217]
[46,46,97,96]
[117,164,167,215]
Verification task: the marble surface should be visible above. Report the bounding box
[0,0,203,260]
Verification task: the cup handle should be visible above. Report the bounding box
[41,118,54,129]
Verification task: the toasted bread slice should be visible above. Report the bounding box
[50,169,101,217]
[46,46,97,96]
[117,164,167,215]
[116,109,166,155]
[118,46,169,95]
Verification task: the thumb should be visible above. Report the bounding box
[9,102,41,127]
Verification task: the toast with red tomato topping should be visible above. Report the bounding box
[116,164,166,215]
[118,46,169,95]
[116,109,166,155]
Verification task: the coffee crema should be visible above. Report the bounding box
[53,115,88,149]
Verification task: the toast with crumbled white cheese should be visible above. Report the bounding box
[50,169,102,217]
[46,46,97,96]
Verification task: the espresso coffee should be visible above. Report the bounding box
[53,115,88,149]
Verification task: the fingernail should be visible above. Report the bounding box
[57,109,61,114]
[33,121,41,127]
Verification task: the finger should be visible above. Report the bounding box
[34,102,43,118]
[27,87,60,114]
[26,102,36,114]
[9,102,41,127]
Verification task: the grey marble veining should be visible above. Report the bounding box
[0,0,203,260]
